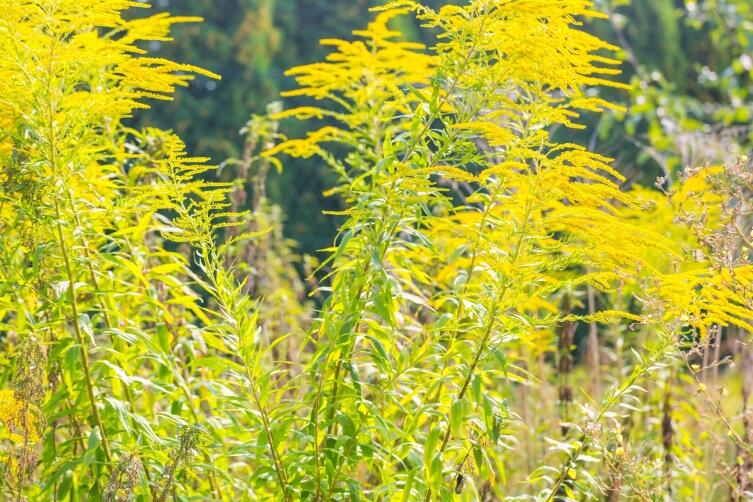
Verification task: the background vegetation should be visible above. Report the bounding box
[134,0,753,254]
[2,0,753,501]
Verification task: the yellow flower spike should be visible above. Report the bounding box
[265,6,435,167]
[0,389,39,444]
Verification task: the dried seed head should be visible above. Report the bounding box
[104,455,143,502]
[454,473,465,494]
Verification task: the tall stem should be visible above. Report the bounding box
[64,187,155,494]
[53,198,113,466]
[545,333,676,501]
[45,17,113,467]
[424,201,534,501]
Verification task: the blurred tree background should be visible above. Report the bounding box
[132,0,753,256]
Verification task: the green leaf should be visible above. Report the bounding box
[450,398,464,436]
[424,427,441,471]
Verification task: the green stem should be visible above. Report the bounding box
[242,358,291,501]
[424,195,534,501]
[544,332,676,501]
[64,187,156,497]
[177,380,223,500]
[45,20,113,467]
[53,198,114,467]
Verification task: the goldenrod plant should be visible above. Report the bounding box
[1,1,753,501]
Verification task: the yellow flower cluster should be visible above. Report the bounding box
[0,0,219,178]
[0,389,39,445]
[263,7,435,163]
[627,166,753,337]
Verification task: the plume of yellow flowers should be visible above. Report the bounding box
[0,389,39,445]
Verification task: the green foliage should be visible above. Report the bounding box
[2,1,753,501]
[130,0,454,254]
[593,0,753,179]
